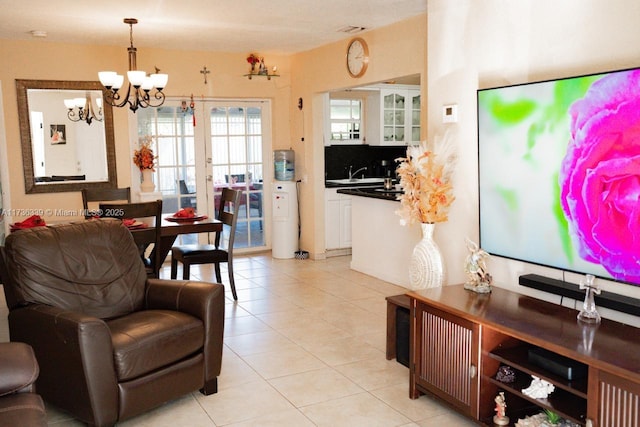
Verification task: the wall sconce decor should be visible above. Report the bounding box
[64,92,103,125]
[98,18,168,113]
[244,53,279,80]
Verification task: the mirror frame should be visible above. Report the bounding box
[16,79,118,194]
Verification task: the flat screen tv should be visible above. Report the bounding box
[478,66,640,287]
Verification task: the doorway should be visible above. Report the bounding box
[136,99,271,251]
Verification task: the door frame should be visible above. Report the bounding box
[129,97,273,252]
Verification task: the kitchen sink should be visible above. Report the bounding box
[326,178,385,185]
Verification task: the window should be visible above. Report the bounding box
[137,107,196,215]
[329,98,362,142]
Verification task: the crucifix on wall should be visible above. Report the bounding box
[200,66,211,84]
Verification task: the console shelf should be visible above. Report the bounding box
[408,285,640,427]
[489,346,588,398]
[485,371,586,424]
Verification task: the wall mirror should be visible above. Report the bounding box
[16,79,117,193]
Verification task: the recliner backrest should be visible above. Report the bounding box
[3,219,147,319]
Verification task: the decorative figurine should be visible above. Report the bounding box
[522,375,555,399]
[463,238,493,293]
[493,391,509,426]
[259,58,267,75]
[496,365,516,383]
[578,321,598,353]
[577,273,601,324]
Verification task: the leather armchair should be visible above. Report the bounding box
[1,219,225,427]
[0,342,47,426]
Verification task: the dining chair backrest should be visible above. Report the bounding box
[215,188,242,251]
[82,187,131,218]
[179,180,190,195]
[225,174,246,184]
[99,199,163,278]
[52,175,86,181]
[179,180,196,208]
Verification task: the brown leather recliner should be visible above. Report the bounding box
[0,342,48,426]
[1,219,225,427]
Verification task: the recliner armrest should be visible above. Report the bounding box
[144,279,225,386]
[144,279,225,321]
[0,342,39,396]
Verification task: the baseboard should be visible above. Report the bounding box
[519,274,640,317]
[325,248,352,258]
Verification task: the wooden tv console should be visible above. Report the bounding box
[408,285,640,427]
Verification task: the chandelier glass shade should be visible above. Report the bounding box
[98,18,168,113]
[64,93,103,125]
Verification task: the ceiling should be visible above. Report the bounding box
[0,0,427,55]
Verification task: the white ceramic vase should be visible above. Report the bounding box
[409,223,444,290]
[140,169,155,193]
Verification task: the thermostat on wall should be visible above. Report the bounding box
[443,104,458,123]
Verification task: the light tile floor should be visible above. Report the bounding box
[0,254,475,426]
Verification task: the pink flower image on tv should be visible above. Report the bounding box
[560,69,640,281]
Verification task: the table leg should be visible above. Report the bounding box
[152,236,178,272]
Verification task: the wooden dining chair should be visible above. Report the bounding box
[225,174,245,184]
[99,200,163,278]
[179,180,196,208]
[82,187,131,218]
[170,188,242,300]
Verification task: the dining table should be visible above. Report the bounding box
[156,214,222,267]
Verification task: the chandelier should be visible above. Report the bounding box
[98,18,168,113]
[64,92,103,125]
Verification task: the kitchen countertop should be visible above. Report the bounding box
[336,186,402,202]
[324,180,386,189]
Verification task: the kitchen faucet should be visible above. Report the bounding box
[348,166,367,180]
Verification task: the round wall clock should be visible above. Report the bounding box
[346,37,369,78]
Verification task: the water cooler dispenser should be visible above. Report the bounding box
[273,149,295,181]
[272,150,298,259]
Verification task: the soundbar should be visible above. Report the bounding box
[519,274,640,317]
[527,347,588,380]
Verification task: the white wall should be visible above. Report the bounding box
[427,0,640,326]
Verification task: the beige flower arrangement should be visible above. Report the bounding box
[395,138,457,225]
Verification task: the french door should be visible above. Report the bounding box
[204,101,270,250]
[136,99,271,251]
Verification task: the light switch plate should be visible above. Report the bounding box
[443,104,458,123]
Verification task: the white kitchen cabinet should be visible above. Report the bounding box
[325,189,352,249]
[366,85,421,146]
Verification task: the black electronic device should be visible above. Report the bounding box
[478,66,640,290]
[519,274,640,317]
[395,306,410,368]
[527,347,588,381]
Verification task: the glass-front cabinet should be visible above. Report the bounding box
[409,91,421,144]
[381,87,421,145]
[366,85,421,146]
[382,91,405,143]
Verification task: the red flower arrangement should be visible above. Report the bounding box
[133,136,156,171]
[246,53,260,65]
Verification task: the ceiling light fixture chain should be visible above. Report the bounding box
[98,18,168,113]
